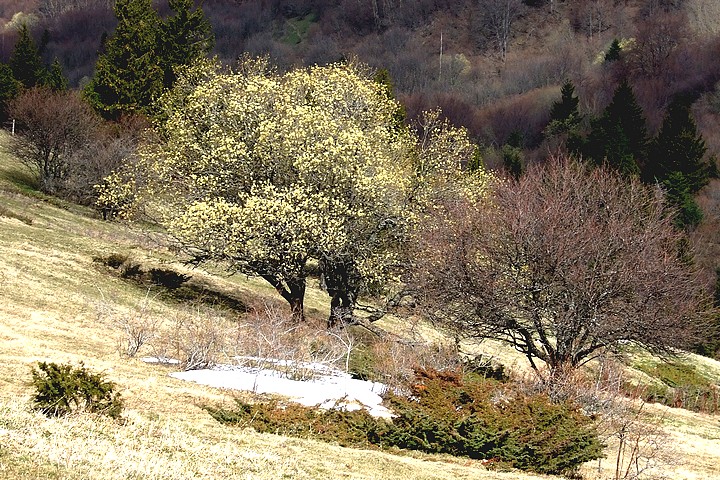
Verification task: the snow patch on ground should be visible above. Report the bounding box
[155,358,393,418]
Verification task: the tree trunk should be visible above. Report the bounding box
[327,289,353,329]
[288,294,305,323]
[263,275,306,322]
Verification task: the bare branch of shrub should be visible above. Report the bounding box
[158,305,231,371]
[96,288,160,358]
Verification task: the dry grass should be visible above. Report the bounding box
[0,130,719,480]
[0,133,549,480]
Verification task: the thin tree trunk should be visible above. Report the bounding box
[327,289,353,328]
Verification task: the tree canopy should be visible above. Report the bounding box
[412,157,709,376]
[10,23,44,89]
[643,97,711,229]
[158,0,215,89]
[85,0,213,119]
[84,0,163,119]
[98,59,488,323]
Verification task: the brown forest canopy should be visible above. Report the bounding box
[3,0,720,145]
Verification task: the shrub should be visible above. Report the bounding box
[205,400,386,448]
[207,369,603,475]
[30,362,123,418]
[149,268,191,289]
[93,252,129,269]
[382,369,603,475]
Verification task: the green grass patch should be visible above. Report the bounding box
[632,359,720,413]
[282,12,317,45]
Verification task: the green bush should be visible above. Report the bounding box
[206,369,603,475]
[205,400,385,448]
[30,362,123,418]
[382,369,603,475]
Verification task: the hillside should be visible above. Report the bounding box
[0,131,555,480]
[1,124,720,478]
[1,1,720,478]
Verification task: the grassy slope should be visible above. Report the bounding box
[0,131,718,479]
[0,133,551,480]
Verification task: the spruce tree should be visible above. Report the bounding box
[374,68,406,128]
[44,59,68,92]
[84,0,163,119]
[546,79,582,137]
[644,97,710,229]
[9,24,44,89]
[605,39,621,62]
[645,97,709,193]
[585,79,647,177]
[158,0,214,89]
[0,62,21,120]
[550,80,580,125]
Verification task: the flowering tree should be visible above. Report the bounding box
[100,59,479,323]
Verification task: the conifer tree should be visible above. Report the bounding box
[373,68,406,128]
[645,97,709,193]
[9,24,44,89]
[45,59,68,92]
[605,39,621,62]
[84,0,163,119]
[644,97,710,229]
[550,80,580,125]
[0,62,21,120]
[585,79,647,177]
[546,79,582,137]
[158,0,214,89]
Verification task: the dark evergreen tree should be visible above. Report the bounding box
[662,171,703,229]
[0,62,21,120]
[38,29,50,58]
[645,97,709,193]
[158,0,214,89]
[84,0,163,119]
[643,97,710,229]
[502,144,523,179]
[585,80,647,177]
[44,59,68,92]
[546,79,582,138]
[549,80,580,125]
[374,67,406,129]
[605,39,621,62]
[9,24,44,89]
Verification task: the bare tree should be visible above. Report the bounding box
[412,157,711,378]
[8,87,101,194]
[482,0,524,62]
[629,12,686,77]
[569,0,614,40]
[8,87,143,204]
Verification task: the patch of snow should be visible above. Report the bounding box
[141,357,181,365]
[170,362,394,418]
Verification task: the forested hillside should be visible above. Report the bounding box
[2,1,720,139]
